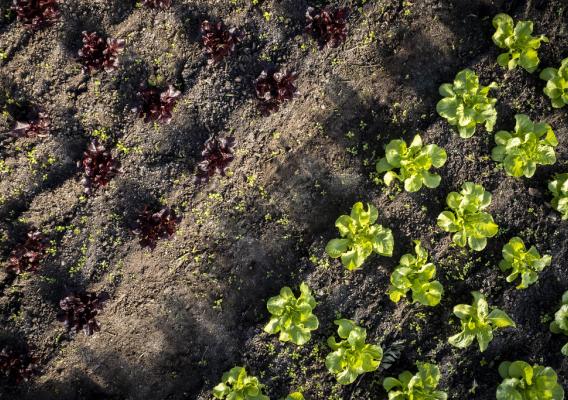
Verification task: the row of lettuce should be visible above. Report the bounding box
[212,13,568,400]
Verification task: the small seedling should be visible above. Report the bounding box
[437,182,499,251]
[499,237,551,289]
[387,240,443,307]
[492,114,557,178]
[436,69,498,139]
[540,57,568,108]
[448,291,515,352]
[492,13,548,73]
[550,291,568,356]
[496,361,564,399]
[383,362,448,400]
[326,202,394,271]
[264,282,319,346]
[376,134,447,192]
[326,319,383,385]
[213,367,269,400]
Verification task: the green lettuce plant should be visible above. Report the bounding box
[213,367,269,400]
[264,282,319,346]
[497,361,565,400]
[437,182,499,251]
[387,241,444,307]
[376,134,447,192]
[550,291,568,356]
[491,114,557,178]
[549,173,568,219]
[325,202,394,271]
[499,237,552,289]
[325,319,383,385]
[285,393,304,400]
[492,13,548,73]
[383,362,448,400]
[448,291,515,352]
[540,58,568,108]
[436,69,498,138]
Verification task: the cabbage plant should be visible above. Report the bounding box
[540,58,568,108]
[491,114,557,178]
[436,69,498,138]
[497,361,565,400]
[437,182,499,251]
[448,291,515,352]
[325,319,383,385]
[387,241,443,307]
[213,367,269,400]
[550,291,568,356]
[492,13,548,73]
[549,173,568,219]
[499,237,551,289]
[326,202,394,271]
[376,134,447,192]
[383,362,448,400]
[264,282,319,346]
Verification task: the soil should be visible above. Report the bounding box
[0,0,567,399]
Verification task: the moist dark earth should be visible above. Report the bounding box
[0,0,567,399]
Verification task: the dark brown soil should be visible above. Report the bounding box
[0,0,567,399]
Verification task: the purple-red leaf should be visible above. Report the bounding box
[140,0,171,9]
[134,85,181,124]
[201,20,243,63]
[254,68,298,115]
[196,136,235,183]
[6,228,48,275]
[0,346,36,384]
[8,111,50,138]
[58,291,109,336]
[135,206,179,249]
[79,141,121,195]
[11,0,60,30]
[306,6,349,48]
[78,31,125,73]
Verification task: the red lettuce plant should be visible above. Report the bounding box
[12,0,60,30]
[135,206,179,249]
[201,20,243,63]
[0,346,36,384]
[78,31,125,73]
[134,85,181,124]
[8,112,50,138]
[254,68,298,115]
[6,228,47,275]
[196,136,235,183]
[58,291,109,335]
[78,141,121,195]
[140,0,171,9]
[306,6,349,48]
